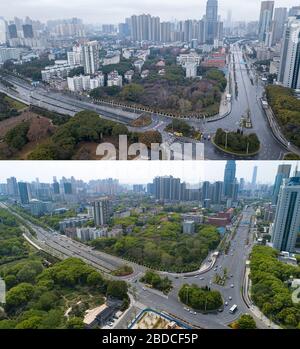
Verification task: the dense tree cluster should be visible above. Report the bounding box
[3,57,54,81]
[29,106,71,126]
[90,47,224,117]
[27,111,135,160]
[4,122,30,150]
[250,246,300,328]
[0,92,20,121]
[91,213,220,273]
[214,128,260,154]
[231,314,257,329]
[0,209,129,329]
[140,271,172,294]
[266,85,300,148]
[178,284,223,312]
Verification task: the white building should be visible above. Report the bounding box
[67,73,104,92]
[103,53,120,66]
[0,47,22,64]
[76,227,108,241]
[67,45,82,66]
[133,59,144,72]
[185,62,198,78]
[107,70,123,87]
[124,70,134,82]
[278,16,300,89]
[42,61,77,82]
[177,52,201,66]
[81,41,100,75]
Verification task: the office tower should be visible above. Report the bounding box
[93,198,110,226]
[212,181,223,204]
[240,178,245,191]
[8,24,18,39]
[271,7,287,45]
[22,24,34,38]
[272,164,291,205]
[206,0,218,43]
[252,166,258,186]
[258,1,274,43]
[63,182,72,195]
[271,176,300,252]
[81,41,99,75]
[18,182,29,205]
[278,16,300,89]
[202,181,210,201]
[52,181,60,195]
[0,18,7,44]
[6,177,18,197]
[223,161,236,198]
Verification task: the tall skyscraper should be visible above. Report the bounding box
[18,182,29,205]
[93,198,110,226]
[271,7,287,45]
[271,176,300,252]
[252,166,258,186]
[258,1,274,43]
[8,24,18,39]
[278,16,300,89]
[6,177,18,197]
[289,6,300,17]
[22,24,34,38]
[272,164,291,205]
[81,41,100,75]
[223,161,236,198]
[205,0,218,43]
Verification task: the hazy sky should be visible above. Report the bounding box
[0,161,298,185]
[0,0,298,24]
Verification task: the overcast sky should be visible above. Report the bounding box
[0,161,298,185]
[0,0,298,24]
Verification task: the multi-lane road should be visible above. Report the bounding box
[1,202,270,329]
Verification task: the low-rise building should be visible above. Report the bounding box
[124,70,134,82]
[107,70,123,87]
[76,227,108,241]
[183,220,195,234]
[103,53,120,66]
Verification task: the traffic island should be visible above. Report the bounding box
[212,129,260,157]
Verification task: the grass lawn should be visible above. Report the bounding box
[4,95,27,110]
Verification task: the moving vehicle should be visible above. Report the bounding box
[229,304,238,314]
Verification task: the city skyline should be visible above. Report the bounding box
[0,161,298,184]
[0,0,297,24]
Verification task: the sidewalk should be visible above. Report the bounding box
[244,267,281,329]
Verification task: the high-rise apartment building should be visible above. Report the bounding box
[278,16,300,89]
[93,198,111,226]
[271,176,300,252]
[81,41,99,75]
[258,1,274,43]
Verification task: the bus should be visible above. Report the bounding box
[229,305,238,314]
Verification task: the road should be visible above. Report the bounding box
[0,202,270,329]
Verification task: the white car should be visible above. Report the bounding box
[231,284,234,288]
